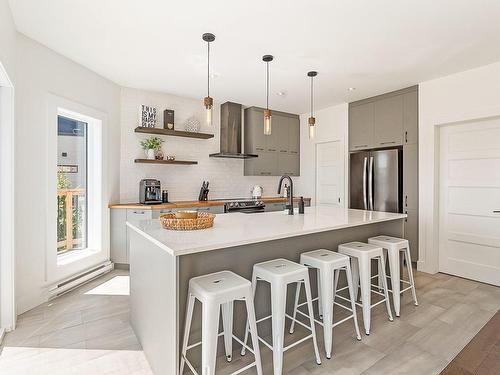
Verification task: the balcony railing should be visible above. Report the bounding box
[57,188,86,252]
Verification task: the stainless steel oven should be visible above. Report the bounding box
[224,200,266,213]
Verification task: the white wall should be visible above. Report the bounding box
[14,34,121,314]
[418,61,500,273]
[0,0,16,84]
[296,103,349,205]
[120,87,296,202]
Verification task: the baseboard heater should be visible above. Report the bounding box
[48,261,114,299]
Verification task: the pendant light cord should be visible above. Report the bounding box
[266,61,269,110]
[310,76,314,117]
[207,41,210,97]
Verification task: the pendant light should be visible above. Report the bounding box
[307,71,318,140]
[262,55,274,135]
[202,33,215,127]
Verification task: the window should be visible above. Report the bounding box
[57,115,88,253]
[47,96,107,284]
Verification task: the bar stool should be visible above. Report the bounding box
[179,271,262,375]
[241,258,321,375]
[368,235,419,316]
[289,249,362,359]
[339,242,394,335]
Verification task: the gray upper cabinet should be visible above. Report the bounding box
[288,117,300,154]
[244,107,300,176]
[374,95,403,147]
[349,86,418,151]
[245,109,266,153]
[349,102,374,151]
[403,90,418,144]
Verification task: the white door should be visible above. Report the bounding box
[439,117,500,286]
[316,141,344,206]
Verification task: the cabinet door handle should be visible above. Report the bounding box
[405,195,408,207]
[405,211,408,222]
[268,148,276,152]
[380,141,396,145]
[256,147,265,151]
[133,211,145,214]
[405,131,408,143]
[290,151,298,154]
[493,210,500,213]
[355,145,368,148]
[280,150,288,153]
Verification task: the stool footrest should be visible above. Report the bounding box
[355,297,387,309]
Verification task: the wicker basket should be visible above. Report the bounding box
[159,212,215,231]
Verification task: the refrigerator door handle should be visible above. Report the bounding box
[362,157,368,210]
[368,156,374,210]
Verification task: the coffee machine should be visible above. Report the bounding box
[139,179,162,205]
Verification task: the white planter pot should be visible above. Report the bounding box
[145,149,156,160]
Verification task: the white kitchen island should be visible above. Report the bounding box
[126,205,406,375]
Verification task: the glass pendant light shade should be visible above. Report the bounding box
[264,109,272,135]
[204,96,213,127]
[308,116,316,140]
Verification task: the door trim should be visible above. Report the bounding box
[0,61,16,333]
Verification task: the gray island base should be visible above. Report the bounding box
[126,206,406,375]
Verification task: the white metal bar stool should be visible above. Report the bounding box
[241,258,321,375]
[368,235,418,316]
[180,271,262,375]
[338,242,394,335]
[289,249,362,359]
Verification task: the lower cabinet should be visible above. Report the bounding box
[404,208,418,262]
[265,202,286,212]
[110,209,128,264]
[264,200,310,212]
[111,209,153,266]
[110,206,224,265]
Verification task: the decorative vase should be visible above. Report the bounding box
[145,149,156,160]
[184,116,201,133]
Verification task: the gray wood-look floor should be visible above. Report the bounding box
[1,268,499,375]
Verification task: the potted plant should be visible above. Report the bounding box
[140,136,164,159]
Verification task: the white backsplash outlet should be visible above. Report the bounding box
[120,87,300,203]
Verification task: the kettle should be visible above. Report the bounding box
[251,185,263,199]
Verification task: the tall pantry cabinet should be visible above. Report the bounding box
[349,86,419,261]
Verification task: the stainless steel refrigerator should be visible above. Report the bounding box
[350,148,403,213]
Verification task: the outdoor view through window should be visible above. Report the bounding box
[57,115,88,253]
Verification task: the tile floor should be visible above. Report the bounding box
[0,268,498,375]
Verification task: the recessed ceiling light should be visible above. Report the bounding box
[348,87,356,91]
[276,91,287,97]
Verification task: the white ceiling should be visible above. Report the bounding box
[8,0,500,113]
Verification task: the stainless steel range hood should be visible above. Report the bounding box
[209,101,258,159]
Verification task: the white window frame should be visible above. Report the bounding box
[46,95,109,284]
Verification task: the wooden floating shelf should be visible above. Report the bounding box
[134,159,198,165]
[134,127,214,139]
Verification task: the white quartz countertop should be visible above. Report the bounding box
[126,205,406,257]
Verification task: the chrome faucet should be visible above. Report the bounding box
[277,175,294,215]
